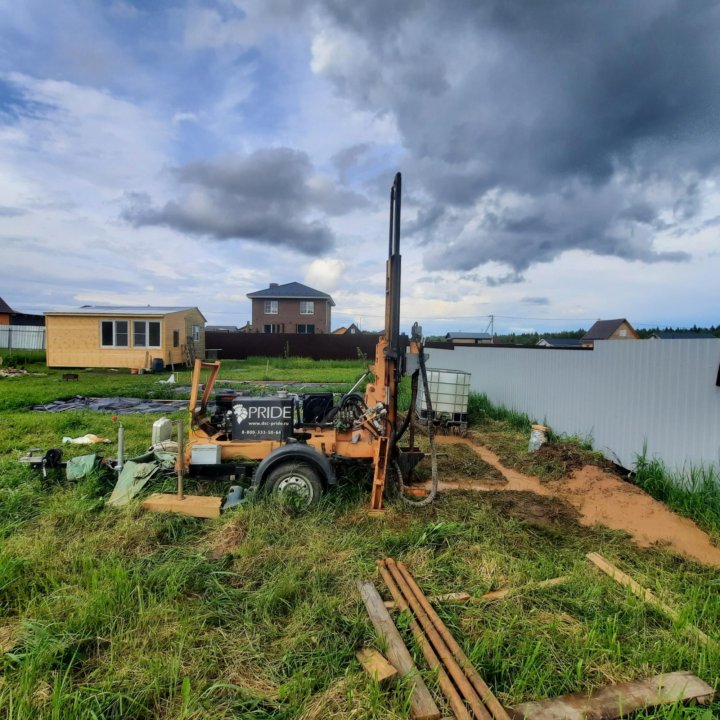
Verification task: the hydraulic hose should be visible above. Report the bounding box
[398,347,438,506]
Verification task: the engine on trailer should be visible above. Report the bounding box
[210,389,367,440]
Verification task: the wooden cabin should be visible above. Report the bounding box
[581,319,638,348]
[45,306,206,369]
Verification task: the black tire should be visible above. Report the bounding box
[265,462,323,507]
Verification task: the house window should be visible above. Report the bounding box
[173,330,180,348]
[264,324,282,333]
[297,324,315,334]
[133,320,161,348]
[619,328,627,337]
[299,301,314,315]
[191,324,201,341]
[100,320,129,347]
[264,300,278,315]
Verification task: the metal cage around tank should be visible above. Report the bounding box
[416,368,471,426]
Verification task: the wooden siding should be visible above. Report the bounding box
[46,310,205,368]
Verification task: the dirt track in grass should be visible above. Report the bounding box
[433,436,720,568]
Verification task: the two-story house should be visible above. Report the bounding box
[246,282,335,334]
[581,318,639,348]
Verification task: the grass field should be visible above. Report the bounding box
[0,360,718,719]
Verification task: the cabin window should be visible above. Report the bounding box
[299,301,314,315]
[191,324,201,341]
[100,320,129,347]
[173,330,180,347]
[264,300,278,314]
[133,321,161,348]
[297,324,315,334]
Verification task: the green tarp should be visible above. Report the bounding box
[107,451,177,507]
[66,454,99,480]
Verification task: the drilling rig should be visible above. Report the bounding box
[177,173,437,513]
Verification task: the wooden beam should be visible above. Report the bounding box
[512,671,714,719]
[586,553,714,647]
[356,647,398,685]
[357,580,441,720]
[142,493,222,519]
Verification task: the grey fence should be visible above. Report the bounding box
[0,325,46,350]
[426,339,720,474]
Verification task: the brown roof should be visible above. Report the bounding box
[581,318,632,341]
[0,297,15,315]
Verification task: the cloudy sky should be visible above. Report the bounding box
[1,0,719,335]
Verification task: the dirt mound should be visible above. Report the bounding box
[432,437,720,568]
[482,491,578,529]
[534,442,619,478]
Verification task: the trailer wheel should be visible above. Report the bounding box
[266,462,323,507]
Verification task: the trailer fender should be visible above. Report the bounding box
[252,444,336,488]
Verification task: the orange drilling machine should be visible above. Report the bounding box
[182,173,437,512]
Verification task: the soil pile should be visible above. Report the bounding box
[434,436,720,568]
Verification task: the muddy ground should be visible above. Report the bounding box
[432,435,720,568]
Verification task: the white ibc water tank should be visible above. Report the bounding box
[416,368,471,425]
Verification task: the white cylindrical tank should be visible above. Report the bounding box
[416,368,471,426]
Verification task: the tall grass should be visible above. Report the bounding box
[0,349,46,366]
[468,392,532,432]
[633,454,720,537]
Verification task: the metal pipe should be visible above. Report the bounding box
[395,561,511,720]
[377,561,472,720]
[116,423,125,472]
[176,419,185,499]
[384,560,492,720]
[347,369,370,397]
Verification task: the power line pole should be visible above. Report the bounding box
[484,314,494,339]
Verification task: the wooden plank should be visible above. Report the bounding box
[142,493,222,518]
[512,671,714,719]
[356,647,398,685]
[586,553,713,646]
[357,580,441,720]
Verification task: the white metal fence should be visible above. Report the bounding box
[0,325,46,351]
[426,339,720,474]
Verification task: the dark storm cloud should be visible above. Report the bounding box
[314,0,720,273]
[122,148,368,255]
[485,272,524,287]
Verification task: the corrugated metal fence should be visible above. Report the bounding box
[426,339,720,473]
[0,325,46,350]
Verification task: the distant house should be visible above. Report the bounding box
[0,297,45,326]
[581,319,638,348]
[445,331,493,346]
[206,325,239,333]
[45,306,206,369]
[246,282,334,334]
[0,297,14,325]
[537,337,583,348]
[333,323,361,335]
[650,331,715,340]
